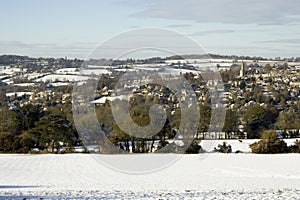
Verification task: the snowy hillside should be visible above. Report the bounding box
[0,154,299,199]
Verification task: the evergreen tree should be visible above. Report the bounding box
[250,130,287,154]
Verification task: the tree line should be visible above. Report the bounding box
[0,98,79,153]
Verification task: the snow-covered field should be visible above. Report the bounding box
[81,69,112,75]
[0,67,25,75]
[34,74,90,82]
[55,68,78,74]
[6,92,33,97]
[0,153,299,199]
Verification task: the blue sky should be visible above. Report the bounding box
[0,0,300,58]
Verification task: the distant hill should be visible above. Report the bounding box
[1,54,299,65]
[166,54,270,61]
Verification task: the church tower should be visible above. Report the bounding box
[240,61,245,77]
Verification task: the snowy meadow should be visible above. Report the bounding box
[0,153,299,199]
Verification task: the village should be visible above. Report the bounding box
[1,55,300,153]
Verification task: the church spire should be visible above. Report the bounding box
[240,60,245,77]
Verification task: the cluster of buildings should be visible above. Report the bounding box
[1,56,300,139]
[225,60,300,111]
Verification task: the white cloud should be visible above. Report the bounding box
[188,30,235,36]
[0,41,96,58]
[128,0,300,25]
[164,24,192,28]
[257,38,300,44]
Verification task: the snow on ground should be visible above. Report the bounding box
[160,68,200,75]
[55,68,79,75]
[34,74,90,82]
[201,139,259,153]
[134,67,161,71]
[48,82,73,87]
[6,92,33,97]
[1,78,13,85]
[200,139,299,153]
[0,154,299,199]
[0,75,10,80]
[74,65,213,76]
[114,67,201,75]
[0,67,25,75]
[91,95,129,104]
[26,73,48,80]
[284,138,300,146]
[114,68,136,72]
[81,69,112,75]
[87,65,111,69]
[13,83,36,87]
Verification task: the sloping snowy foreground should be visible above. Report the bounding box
[0,153,299,199]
